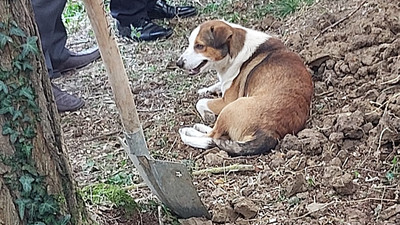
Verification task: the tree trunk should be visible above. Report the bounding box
[0,0,92,224]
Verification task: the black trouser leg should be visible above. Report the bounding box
[110,0,157,27]
[31,0,70,77]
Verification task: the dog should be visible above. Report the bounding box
[176,20,313,156]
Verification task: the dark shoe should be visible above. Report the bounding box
[117,20,173,41]
[53,47,101,75]
[52,83,85,113]
[148,0,197,19]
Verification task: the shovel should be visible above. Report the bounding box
[82,0,210,219]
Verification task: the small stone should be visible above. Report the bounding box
[212,203,237,223]
[329,132,344,142]
[286,173,306,197]
[332,173,355,195]
[233,198,259,219]
[323,166,342,180]
[329,157,342,167]
[379,204,400,220]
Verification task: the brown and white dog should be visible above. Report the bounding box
[176,20,313,156]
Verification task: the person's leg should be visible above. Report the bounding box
[32,0,86,112]
[32,0,67,77]
[110,0,151,27]
[110,0,173,41]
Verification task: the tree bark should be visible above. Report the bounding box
[0,0,92,224]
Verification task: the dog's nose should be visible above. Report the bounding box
[176,58,185,68]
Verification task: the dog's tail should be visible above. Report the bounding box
[213,130,278,156]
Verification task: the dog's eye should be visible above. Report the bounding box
[195,44,205,50]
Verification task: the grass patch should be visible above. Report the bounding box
[63,0,86,32]
[81,183,138,214]
[257,0,314,19]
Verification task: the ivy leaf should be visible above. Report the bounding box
[34,222,46,225]
[0,80,8,94]
[2,125,14,135]
[10,26,26,37]
[15,198,30,220]
[59,214,71,225]
[21,143,33,157]
[10,131,19,144]
[21,60,33,71]
[19,86,34,100]
[12,110,23,120]
[22,163,38,176]
[19,174,35,193]
[39,198,58,215]
[23,125,36,138]
[21,36,39,57]
[0,32,12,48]
[0,106,13,115]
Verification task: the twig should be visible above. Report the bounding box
[314,1,367,40]
[291,201,336,220]
[84,130,121,142]
[123,182,147,191]
[194,148,219,160]
[158,205,164,225]
[381,75,400,85]
[192,164,256,176]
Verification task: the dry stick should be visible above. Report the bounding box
[314,0,367,40]
[84,130,121,142]
[291,201,336,220]
[192,164,256,176]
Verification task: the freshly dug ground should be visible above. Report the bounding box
[58,0,400,224]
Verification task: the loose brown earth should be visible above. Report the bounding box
[57,0,400,224]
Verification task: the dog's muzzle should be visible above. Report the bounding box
[176,58,185,68]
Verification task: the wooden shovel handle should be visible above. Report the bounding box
[82,0,140,133]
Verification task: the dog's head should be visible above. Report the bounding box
[177,20,245,75]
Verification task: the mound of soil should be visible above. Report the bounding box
[60,0,399,224]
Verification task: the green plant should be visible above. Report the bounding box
[106,171,134,186]
[0,20,70,224]
[385,156,399,183]
[81,183,138,214]
[63,0,86,32]
[256,0,314,19]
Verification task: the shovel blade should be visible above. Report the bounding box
[124,131,210,219]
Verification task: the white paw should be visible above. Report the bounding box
[179,127,213,149]
[179,127,205,137]
[197,87,210,95]
[196,99,215,121]
[193,123,212,134]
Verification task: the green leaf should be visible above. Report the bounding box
[23,125,36,138]
[15,198,30,220]
[21,36,39,57]
[19,174,35,193]
[39,196,58,215]
[0,106,14,115]
[2,125,14,135]
[22,164,38,176]
[0,80,8,94]
[10,132,19,144]
[21,144,33,157]
[12,110,23,120]
[33,222,46,225]
[0,32,12,48]
[59,214,71,225]
[19,86,34,100]
[386,171,395,182]
[22,60,33,71]
[10,26,26,37]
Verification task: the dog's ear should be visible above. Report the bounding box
[210,25,233,48]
